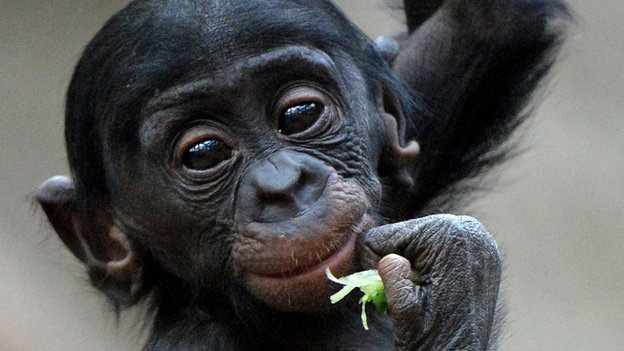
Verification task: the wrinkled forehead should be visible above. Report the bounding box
[150,0,357,71]
[89,0,376,143]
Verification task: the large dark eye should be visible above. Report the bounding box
[183,139,232,170]
[278,102,324,135]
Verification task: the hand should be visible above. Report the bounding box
[360,214,502,351]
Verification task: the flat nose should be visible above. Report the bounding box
[255,157,303,201]
[236,150,330,224]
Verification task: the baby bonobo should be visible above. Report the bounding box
[36,0,568,350]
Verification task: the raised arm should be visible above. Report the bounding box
[393,0,570,212]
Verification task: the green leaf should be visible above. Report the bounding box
[326,268,422,330]
[326,268,387,330]
[330,284,358,304]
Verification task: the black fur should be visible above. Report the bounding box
[51,0,570,349]
[385,0,571,217]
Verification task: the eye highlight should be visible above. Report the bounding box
[278,102,325,135]
[182,138,232,171]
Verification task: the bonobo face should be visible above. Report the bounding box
[110,41,386,311]
[37,0,407,313]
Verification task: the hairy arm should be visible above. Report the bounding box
[360,2,570,348]
[395,0,570,210]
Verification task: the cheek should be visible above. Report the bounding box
[368,114,389,167]
[341,119,385,207]
[113,181,235,285]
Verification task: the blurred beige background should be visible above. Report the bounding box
[1,0,622,350]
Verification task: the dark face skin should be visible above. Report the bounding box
[116,44,384,311]
[36,0,569,349]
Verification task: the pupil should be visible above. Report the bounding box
[279,102,323,135]
[183,139,231,170]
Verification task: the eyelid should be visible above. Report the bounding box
[174,126,235,166]
[275,85,326,111]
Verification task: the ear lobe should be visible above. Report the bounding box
[87,225,145,305]
[377,86,420,188]
[37,176,145,305]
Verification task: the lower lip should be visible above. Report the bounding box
[250,232,357,283]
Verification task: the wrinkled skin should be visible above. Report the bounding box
[364,215,502,350]
[36,0,568,350]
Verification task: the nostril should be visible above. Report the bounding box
[257,188,295,203]
[293,171,325,207]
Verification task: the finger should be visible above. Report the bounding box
[378,254,421,327]
[362,216,433,259]
[357,237,383,270]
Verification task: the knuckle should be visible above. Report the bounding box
[363,223,400,251]
[431,215,502,265]
[359,245,382,269]
[457,215,502,265]
[363,229,385,251]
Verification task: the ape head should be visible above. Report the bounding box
[36,0,569,347]
[37,0,419,314]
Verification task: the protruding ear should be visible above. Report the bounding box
[37,176,144,305]
[377,85,420,188]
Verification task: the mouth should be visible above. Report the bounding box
[243,231,358,312]
[254,231,357,280]
[234,176,375,312]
